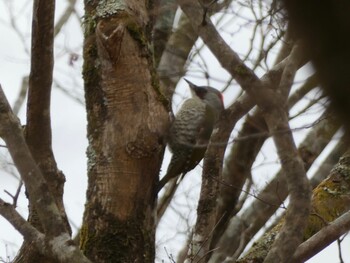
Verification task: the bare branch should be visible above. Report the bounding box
[153,0,178,66]
[210,111,340,262]
[12,77,29,116]
[237,148,350,263]
[0,85,91,263]
[176,2,311,259]
[0,198,45,247]
[0,85,65,236]
[54,0,77,37]
[262,104,310,263]
[177,0,263,94]
[186,92,254,261]
[26,0,55,154]
[291,156,350,263]
[4,180,23,207]
[157,178,179,223]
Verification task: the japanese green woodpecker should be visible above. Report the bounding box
[157,79,224,192]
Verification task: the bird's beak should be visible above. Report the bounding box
[184,79,198,97]
[184,78,197,90]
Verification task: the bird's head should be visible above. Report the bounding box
[185,79,224,112]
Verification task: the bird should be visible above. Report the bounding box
[157,79,224,192]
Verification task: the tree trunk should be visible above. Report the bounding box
[81,1,169,262]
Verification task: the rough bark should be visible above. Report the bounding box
[81,1,169,262]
